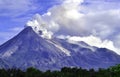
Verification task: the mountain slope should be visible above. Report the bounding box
[0,27,72,70]
[0,27,120,70]
[53,38,120,69]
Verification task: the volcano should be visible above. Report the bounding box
[0,26,120,71]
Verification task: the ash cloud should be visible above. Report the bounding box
[26,0,120,54]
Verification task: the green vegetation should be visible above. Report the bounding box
[0,64,120,77]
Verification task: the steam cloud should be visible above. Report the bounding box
[26,0,120,55]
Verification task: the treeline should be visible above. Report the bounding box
[0,64,120,77]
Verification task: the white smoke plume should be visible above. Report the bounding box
[26,0,84,38]
[26,14,54,39]
[26,0,120,55]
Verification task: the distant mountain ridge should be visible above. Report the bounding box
[0,27,120,71]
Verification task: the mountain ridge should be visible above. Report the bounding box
[0,27,120,71]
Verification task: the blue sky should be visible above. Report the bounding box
[0,0,120,45]
[0,0,62,45]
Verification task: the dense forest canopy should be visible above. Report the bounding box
[0,64,120,77]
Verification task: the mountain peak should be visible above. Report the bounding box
[26,14,53,39]
[0,25,120,70]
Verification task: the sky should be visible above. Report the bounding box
[0,0,120,54]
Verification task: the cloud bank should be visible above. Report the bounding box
[26,0,120,54]
[68,35,120,55]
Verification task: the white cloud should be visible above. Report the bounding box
[25,0,120,54]
[57,35,120,55]
[33,0,120,38]
[37,0,112,36]
[24,0,84,36]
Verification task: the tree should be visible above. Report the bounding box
[109,64,120,77]
[25,67,42,77]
